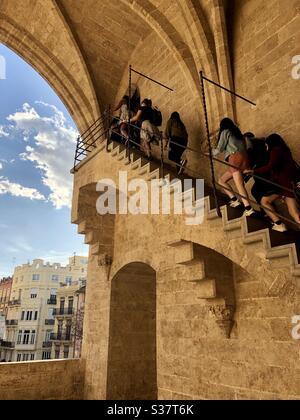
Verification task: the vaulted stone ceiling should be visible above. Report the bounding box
[0,0,232,132]
[57,0,152,108]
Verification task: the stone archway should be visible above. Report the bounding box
[107,262,157,400]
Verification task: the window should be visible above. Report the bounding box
[30,354,35,361]
[50,289,57,298]
[17,354,22,362]
[23,331,30,345]
[45,330,52,341]
[63,346,69,359]
[21,311,25,321]
[30,330,36,345]
[32,274,40,281]
[22,354,29,362]
[42,351,51,360]
[48,308,54,320]
[55,347,60,359]
[17,330,22,345]
[66,322,72,340]
[26,311,33,321]
[66,277,72,286]
[68,297,74,313]
[34,311,38,321]
[30,288,38,299]
[52,275,59,282]
[60,298,65,314]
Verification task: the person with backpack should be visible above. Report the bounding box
[164,112,188,175]
[244,134,300,232]
[213,118,255,217]
[130,99,160,159]
[243,132,275,215]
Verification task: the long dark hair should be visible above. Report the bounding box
[218,118,243,141]
[266,134,292,157]
[170,112,186,131]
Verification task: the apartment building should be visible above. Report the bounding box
[0,277,13,317]
[0,256,87,362]
[51,275,86,360]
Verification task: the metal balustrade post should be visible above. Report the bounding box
[128,64,132,163]
[200,71,222,217]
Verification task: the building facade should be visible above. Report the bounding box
[0,277,13,317]
[51,259,86,360]
[0,257,87,363]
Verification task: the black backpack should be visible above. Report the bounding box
[152,107,163,127]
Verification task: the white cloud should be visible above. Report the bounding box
[0,125,9,138]
[7,102,78,209]
[0,176,46,201]
[0,163,3,170]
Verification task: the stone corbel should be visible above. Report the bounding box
[209,304,235,339]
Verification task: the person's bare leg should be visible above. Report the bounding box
[285,197,300,224]
[261,195,281,223]
[219,171,235,199]
[232,171,251,207]
[120,123,128,141]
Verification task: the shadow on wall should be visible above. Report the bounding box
[106,262,157,400]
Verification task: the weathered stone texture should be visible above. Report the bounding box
[0,360,84,400]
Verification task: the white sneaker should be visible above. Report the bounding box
[229,199,242,208]
[178,160,187,176]
[272,223,288,233]
[244,208,256,217]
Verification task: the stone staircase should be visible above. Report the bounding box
[106,139,300,287]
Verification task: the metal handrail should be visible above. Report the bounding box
[73,109,300,228]
[108,117,300,228]
[109,116,300,199]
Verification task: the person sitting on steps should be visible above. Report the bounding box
[164,112,188,176]
[130,99,160,160]
[213,118,255,217]
[244,134,300,233]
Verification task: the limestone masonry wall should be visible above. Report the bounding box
[0,359,84,400]
[229,0,300,161]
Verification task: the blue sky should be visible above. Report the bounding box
[0,44,88,277]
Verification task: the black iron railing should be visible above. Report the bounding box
[0,341,15,349]
[74,110,110,170]
[5,320,18,326]
[47,298,57,305]
[8,300,21,307]
[45,319,55,326]
[53,308,74,316]
[50,333,72,342]
[72,69,300,229]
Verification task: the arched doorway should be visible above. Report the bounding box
[107,262,157,400]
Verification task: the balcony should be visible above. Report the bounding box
[8,299,21,307]
[53,308,74,317]
[47,298,57,305]
[50,333,72,342]
[0,340,15,349]
[45,319,55,326]
[5,320,18,326]
[43,341,53,348]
